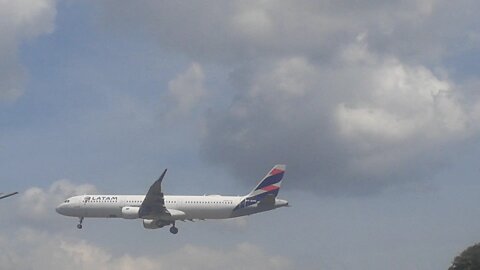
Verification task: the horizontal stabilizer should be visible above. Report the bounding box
[258,193,276,206]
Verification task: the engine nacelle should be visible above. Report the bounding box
[143,219,171,229]
[121,206,140,219]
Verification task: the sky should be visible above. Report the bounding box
[1,0,480,269]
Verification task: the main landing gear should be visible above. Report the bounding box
[77,217,84,229]
[169,223,178,234]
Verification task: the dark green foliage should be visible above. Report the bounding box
[450,243,480,270]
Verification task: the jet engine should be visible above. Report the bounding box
[121,206,140,219]
[143,219,171,229]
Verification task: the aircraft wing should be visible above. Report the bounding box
[139,170,170,219]
[0,192,18,200]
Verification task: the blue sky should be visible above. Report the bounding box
[1,1,480,269]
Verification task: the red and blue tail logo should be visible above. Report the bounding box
[251,165,285,197]
[234,165,285,211]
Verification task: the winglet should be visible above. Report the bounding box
[158,169,167,183]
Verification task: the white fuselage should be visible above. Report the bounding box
[56,165,288,233]
[56,194,287,220]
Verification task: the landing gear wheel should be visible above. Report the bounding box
[169,226,178,234]
[77,217,84,229]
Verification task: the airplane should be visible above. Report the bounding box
[0,192,18,200]
[56,165,288,234]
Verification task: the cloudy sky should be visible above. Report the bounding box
[1,0,480,269]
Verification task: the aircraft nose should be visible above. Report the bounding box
[55,203,65,215]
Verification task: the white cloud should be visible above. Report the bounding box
[166,62,206,116]
[0,228,291,270]
[18,180,98,220]
[331,41,472,175]
[0,0,57,101]
[336,42,467,145]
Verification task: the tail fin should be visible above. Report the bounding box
[247,164,285,199]
[233,165,286,211]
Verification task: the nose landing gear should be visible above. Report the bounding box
[77,217,84,229]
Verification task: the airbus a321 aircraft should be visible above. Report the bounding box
[56,165,288,234]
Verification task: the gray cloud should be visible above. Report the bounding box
[204,40,480,195]
[202,41,480,194]
[93,0,480,195]
[93,0,480,65]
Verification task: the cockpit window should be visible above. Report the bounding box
[64,200,70,203]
